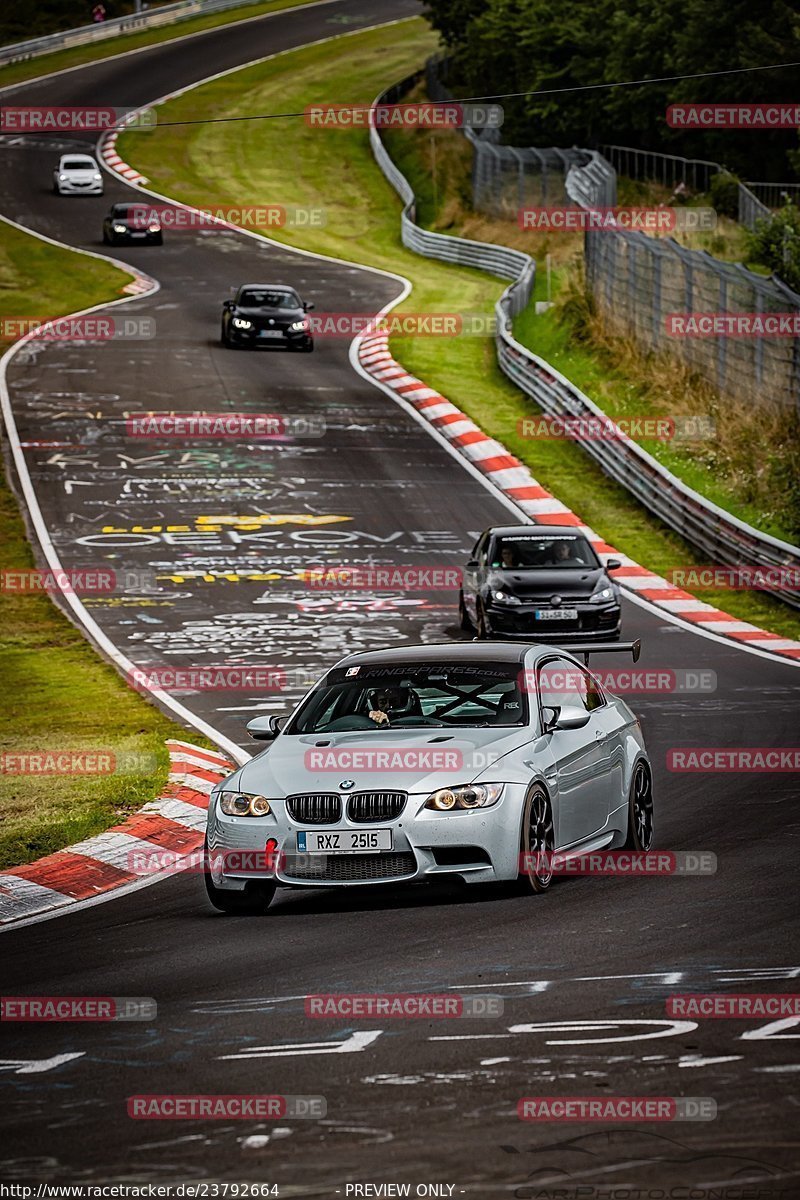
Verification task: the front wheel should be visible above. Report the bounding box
[519,787,555,893]
[624,761,654,850]
[476,602,489,640]
[204,842,276,913]
[458,592,474,633]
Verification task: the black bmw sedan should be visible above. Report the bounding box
[459,525,622,641]
[221,284,314,351]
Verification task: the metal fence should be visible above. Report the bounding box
[369,76,800,607]
[0,0,255,68]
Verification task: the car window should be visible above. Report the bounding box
[289,662,528,732]
[239,289,299,308]
[494,534,598,570]
[538,656,605,714]
[64,159,94,170]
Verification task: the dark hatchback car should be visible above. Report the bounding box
[459,525,622,642]
[102,203,162,245]
[221,284,314,351]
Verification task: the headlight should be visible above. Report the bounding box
[218,791,272,817]
[590,585,615,605]
[289,319,309,332]
[112,223,127,233]
[425,783,504,811]
[147,223,161,233]
[492,590,521,606]
[59,174,68,181]
[232,317,252,329]
[93,173,102,181]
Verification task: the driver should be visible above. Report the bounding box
[367,685,414,726]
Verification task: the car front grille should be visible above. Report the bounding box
[285,793,342,824]
[347,791,406,823]
[284,852,417,883]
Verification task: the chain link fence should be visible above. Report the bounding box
[426,56,800,412]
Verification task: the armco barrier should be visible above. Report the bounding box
[0,0,255,68]
[370,76,800,611]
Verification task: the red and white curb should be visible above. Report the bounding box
[358,332,800,663]
[0,741,233,925]
[100,129,149,188]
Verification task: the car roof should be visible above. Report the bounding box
[237,283,295,292]
[485,525,589,537]
[60,154,95,163]
[333,642,535,669]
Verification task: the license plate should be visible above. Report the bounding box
[535,608,579,620]
[259,330,284,339]
[131,232,146,237]
[297,829,392,854]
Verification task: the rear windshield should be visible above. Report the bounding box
[289,662,527,733]
[491,533,599,570]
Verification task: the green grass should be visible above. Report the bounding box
[0,0,322,90]
[118,18,800,641]
[0,219,214,870]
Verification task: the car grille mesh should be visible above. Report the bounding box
[284,852,417,883]
[347,791,406,823]
[285,794,341,824]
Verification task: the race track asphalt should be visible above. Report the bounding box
[1,2,799,1192]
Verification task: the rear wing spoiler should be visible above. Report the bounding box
[558,639,641,666]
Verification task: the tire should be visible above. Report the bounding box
[624,760,654,850]
[519,786,555,893]
[102,231,110,244]
[458,592,475,633]
[221,325,235,348]
[476,601,489,640]
[204,848,276,914]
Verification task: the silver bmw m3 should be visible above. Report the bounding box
[203,641,654,912]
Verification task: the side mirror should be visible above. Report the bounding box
[222,299,233,310]
[246,714,287,741]
[466,558,479,568]
[554,706,591,731]
[606,558,622,570]
[304,301,315,311]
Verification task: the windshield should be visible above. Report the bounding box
[64,159,95,170]
[239,289,299,308]
[289,662,527,733]
[491,533,598,570]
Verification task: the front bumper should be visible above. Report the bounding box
[57,181,103,194]
[206,785,526,890]
[485,601,621,641]
[228,325,312,349]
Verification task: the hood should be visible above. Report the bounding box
[488,566,605,600]
[227,726,532,797]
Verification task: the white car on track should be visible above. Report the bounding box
[53,154,103,195]
[204,641,654,913]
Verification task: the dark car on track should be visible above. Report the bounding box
[459,525,622,642]
[221,283,314,351]
[102,203,163,246]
